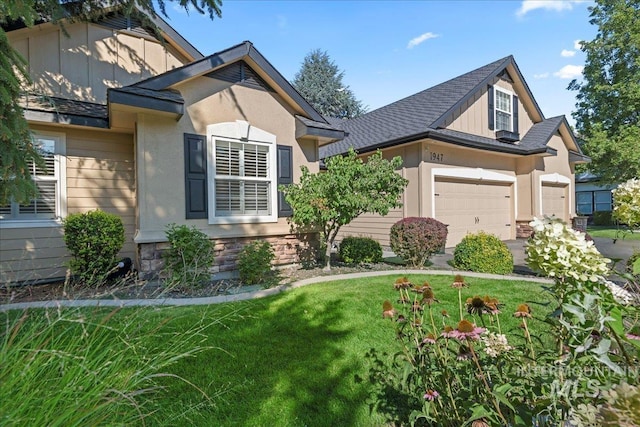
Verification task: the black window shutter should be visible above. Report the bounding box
[184,133,208,219]
[487,85,495,130]
[513,95,519,134]
[277,145,293,217]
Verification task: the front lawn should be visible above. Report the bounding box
[588,225,640,241]
[1,273,553,426]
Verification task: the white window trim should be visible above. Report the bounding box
[494,86,513,132]
[430,167,517,219]
[0,131,67,229]
[539,173,572,217]
[206,121,278,225]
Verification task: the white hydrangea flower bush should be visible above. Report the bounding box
[526,216,610,283]
[612,178,640,231]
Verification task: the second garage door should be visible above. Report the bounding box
[434,178,513,247]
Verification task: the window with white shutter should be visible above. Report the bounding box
[0,132,66,224]
[207,121,278,224]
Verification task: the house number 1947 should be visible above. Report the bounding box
[429,151,444,162]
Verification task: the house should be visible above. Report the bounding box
[0,10,343,283]
[575,172,618,220]
[320,56,589,248]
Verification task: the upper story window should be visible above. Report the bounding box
[495,88,513,132]
[0,132,66,225]
[207,121,278,224]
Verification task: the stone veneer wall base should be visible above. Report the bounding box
[138,233,319,280]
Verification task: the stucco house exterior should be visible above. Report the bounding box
[0,11,343,283]
[320,56,589,248]
[0,9,588,284]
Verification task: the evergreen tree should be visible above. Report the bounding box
[0,0,222,205]
[569,0,640,183]
[292,49,366,119]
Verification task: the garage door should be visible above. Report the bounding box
[542,184,568,220]
[434,179,513,247]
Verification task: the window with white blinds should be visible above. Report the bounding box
[0,134,65,222]
[214,140,272,217]
[495,88,513,132]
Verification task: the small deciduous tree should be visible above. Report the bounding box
[292,49,366,119]
[281,149,408,270]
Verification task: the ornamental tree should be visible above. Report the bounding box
[281,149,408,270]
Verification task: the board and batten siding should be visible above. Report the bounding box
[444,78,534,139]
[8,21,190,105]
[0,127,135,284]
[336,208,404,248]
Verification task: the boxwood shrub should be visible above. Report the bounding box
[389,217,448,268]
[63,210,125,286]
[453,231,513,275]
[237,240,275,286]
[338,236,383,264]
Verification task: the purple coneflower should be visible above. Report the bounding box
[423,389,439,401]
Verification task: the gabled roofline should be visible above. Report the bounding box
[431,56,545,129]
[143,9,203,60]
[132,41,327,123]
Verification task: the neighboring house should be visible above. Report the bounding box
[0,10,343,283]
[575,172,618,217]
[320,56,589,248]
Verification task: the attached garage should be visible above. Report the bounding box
[432,168,515,247]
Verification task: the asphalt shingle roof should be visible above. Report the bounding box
[318,55,576,161]
[320,56,513,158]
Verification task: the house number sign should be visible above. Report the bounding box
[428,151,444,162]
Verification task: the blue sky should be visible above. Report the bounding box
[163,0,595,125]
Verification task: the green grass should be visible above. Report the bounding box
[588,225,640,241]
[1,273,553,426]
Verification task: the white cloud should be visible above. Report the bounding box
[516,0,586,17]
[574,39,583,50]
[407,32,440,49]
[534,72,550,79]
[561,49,576,57]
[554,64,584,79]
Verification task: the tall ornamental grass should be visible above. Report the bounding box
[0,307,215,426]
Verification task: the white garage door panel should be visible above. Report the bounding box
[435,179,512,247]
[542,184,568,220]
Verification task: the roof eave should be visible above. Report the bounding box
[24,108,109,129]
[569,150,591,164]
[108,88,184,118]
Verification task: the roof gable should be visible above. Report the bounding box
[126,41,327,123]
[320,56,560,159]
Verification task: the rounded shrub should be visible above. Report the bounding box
[237,240,275,286]
[163,224,215,287]
[453,231,513,275]
[389,217,448,268]
[338,236,383,264]
[63,210,125,285]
